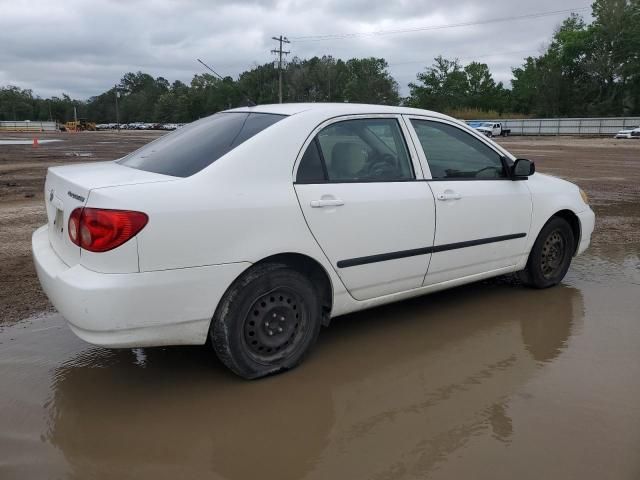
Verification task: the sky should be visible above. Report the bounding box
[0,0,592,100]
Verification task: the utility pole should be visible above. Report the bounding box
[114,85,120,131]
[271,35,290,103]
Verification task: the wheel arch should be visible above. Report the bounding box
[218,252,333,327]
[550,209,581,255]
[254,253,333,325]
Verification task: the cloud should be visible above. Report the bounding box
[0,0,590,99]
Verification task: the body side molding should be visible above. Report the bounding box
[337,233,527,268]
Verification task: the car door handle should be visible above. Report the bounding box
[437,191,462,201]
[310,198,344,208]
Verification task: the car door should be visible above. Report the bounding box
[405,117,532,286]
[294,115,436,301]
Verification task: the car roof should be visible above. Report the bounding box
[223,102,455,121]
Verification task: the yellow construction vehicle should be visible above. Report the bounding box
[63,119,97,132]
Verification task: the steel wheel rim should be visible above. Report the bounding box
[243,288,307,363]
[541,229,566,279]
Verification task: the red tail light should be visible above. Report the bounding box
[68,208,148,252]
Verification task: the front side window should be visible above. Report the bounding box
[297,118,414,183]
[411,120,506,180]
[120,112,285,177]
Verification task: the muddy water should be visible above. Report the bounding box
[1,245,639,479]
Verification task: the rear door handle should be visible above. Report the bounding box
[310,198,344,208]
[436,191,462,201]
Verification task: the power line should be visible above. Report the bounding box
[271,35,290,103]
[196,58,256,106]
[196,58,225,81]
[289,6,590,42]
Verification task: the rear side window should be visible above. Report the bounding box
[296,118,414,183]
[119,112,285,177]
[296,139,326,183]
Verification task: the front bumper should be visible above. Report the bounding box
[576,208,595,255]
[32,225,250,347]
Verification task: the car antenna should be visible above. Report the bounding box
[196,58,256,107]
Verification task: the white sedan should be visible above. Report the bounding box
[614,126,640,138]
[32,103,595,379]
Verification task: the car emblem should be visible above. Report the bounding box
[67,191,85,203]
[49,189,54,202]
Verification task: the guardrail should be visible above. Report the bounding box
[475,117,640,136]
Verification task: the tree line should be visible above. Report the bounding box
[0,0,637,123]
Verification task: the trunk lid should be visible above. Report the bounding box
[44,161,174,266]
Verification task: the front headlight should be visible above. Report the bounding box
[579,188,589,205]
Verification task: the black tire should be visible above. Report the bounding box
[518,217,575,289]
[211,263,322,379]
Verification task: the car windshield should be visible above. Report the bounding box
[119,112,286,177]
[481,123,494,128]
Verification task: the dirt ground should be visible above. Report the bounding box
[1,131,640,479]
[1,131,638,324]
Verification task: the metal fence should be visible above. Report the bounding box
[0,121,60,132]
[476,117,640,136]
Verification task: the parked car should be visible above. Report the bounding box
[614,126,640,138]
[32,103,595,379]
[473,121,511,137]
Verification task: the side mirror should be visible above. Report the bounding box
[511,158,535,179]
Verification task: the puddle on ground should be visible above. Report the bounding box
[0,139,63,145]
[0,245,639,479]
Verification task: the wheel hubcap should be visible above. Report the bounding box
[243,289,305,362]
[541,230,566,279]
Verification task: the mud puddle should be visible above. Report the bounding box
[1,245,639,479]
[0,139,63,145]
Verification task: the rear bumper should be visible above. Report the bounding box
[32,225,250,347]
[576,208,595,255]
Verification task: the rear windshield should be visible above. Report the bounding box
[119,112,286,177]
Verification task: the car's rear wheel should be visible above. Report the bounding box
[211,263,322,379]
[518,217,575,289]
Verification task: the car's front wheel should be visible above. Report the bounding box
[211,263,322,379]
[518,217,575,288]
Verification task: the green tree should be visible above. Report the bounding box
[464,61,499,111]
[511,1,640,116]
[407,56,468,111]
[343,58,399,104]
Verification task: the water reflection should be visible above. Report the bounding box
[43,282,583,479]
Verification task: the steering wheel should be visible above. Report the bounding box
[475,165,503,178]
[363,153,397,178]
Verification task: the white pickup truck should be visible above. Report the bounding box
[472,122,511,137]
